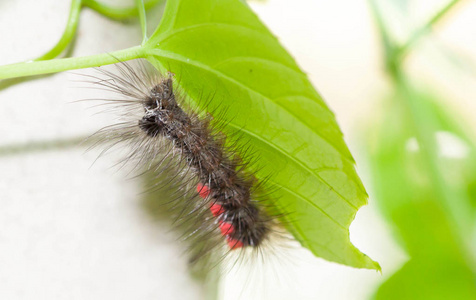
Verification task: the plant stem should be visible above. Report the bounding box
[35,0,83,61]
[83,0,162,20]
[34,0,163,60]
[135,0,148,45]
[367,0,398,77]
[368,0,464,76]
[0,46,144,80]
[398,0,463,60]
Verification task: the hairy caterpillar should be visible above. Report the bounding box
[88,60,284,269]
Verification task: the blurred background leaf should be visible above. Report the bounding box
[367,89,476,299]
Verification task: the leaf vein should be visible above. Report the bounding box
[267,178,348,230]
[225,121,359,210]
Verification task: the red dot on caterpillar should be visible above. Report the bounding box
[227,237,244,250]
[209,203,225,217]
[196,183,241,250]
[196,183,211,198]
[218,221,234,235]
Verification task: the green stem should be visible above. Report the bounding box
[34,0,163,60]
[83,0,162,20]
[367,0,398,77]
[398,0,463,61]
[368,0,464,76]
[0,46,144,80]
[135,0,148,45]
[35,0,83,61]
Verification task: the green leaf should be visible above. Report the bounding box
[142,0,379,269]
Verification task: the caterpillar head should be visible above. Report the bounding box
[144,77,176,110]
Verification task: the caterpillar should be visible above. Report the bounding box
[88,60,283,270]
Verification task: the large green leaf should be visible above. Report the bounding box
[142,0,378,269]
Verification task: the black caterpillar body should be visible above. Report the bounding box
[90,61,279,267]
[137,76,269,249]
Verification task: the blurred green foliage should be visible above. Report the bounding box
[368,0,476,299]
[369,89,476,299]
